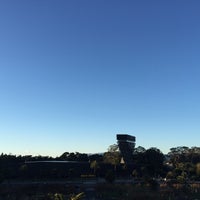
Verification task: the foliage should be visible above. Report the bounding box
[107,144,119,152]
[167,146,200,181]
[0,145,200,182]
[103,144,121,170]
[90,160,99,175]
[133,147,165,178]
[70,192,85,200]
[60,152,89,162]
[103,151,120,169]
[1,145,200,199]
[134,146,146,153]
[196,163,200,177]
[53,193,64,200]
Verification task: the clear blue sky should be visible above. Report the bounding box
[0,0,200,157]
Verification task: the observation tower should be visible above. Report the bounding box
[116,134,136,165]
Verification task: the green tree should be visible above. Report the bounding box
[90,160,99,175]
[103,144,121,171]
[134,146,146,154]
[196,163,200,177]
[142,148,165,177]
[166,171,174,180]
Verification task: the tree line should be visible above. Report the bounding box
[0,146,200,183]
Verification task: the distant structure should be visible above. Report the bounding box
[116,134,136,165]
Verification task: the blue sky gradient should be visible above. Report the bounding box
[0,1,200,156]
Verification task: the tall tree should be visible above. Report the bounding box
[90,160,99,175]
[103,144,121,171]
[142,148,165,177]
